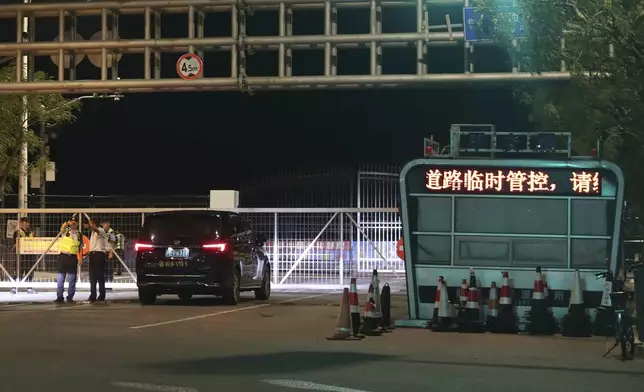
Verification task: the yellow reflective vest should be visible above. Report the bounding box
[59,229,81,255]
[17,229,34,238]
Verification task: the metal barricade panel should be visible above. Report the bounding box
[0,208,402,290]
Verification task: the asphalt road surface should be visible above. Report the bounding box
[0,292,642,392]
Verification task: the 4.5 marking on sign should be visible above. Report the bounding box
[176,53,204,80]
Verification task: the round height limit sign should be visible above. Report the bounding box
[176,53,203,80]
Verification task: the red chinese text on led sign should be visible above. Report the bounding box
[425,169,600,194]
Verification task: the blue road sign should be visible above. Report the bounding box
[463,6,526,42]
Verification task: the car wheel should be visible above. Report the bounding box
[254,269,271,300]
[222,268,241,305]
[138,288,157,305]
[178,293,193,301]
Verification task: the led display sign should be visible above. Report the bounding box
[423,167,601,196]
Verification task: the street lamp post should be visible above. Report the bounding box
[33,92,124,210]
[17,0,29,215]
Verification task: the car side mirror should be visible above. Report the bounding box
[256,234,268,245]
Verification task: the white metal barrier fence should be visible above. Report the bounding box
[0,208,404,290]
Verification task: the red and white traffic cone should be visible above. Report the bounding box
[561,269,592,337]
[458,279,469,308]
[432,280,457,332]
[430,276,444,329]
[485,282,499,333]
[499,271,512,306]
[459,278,469,306]
[462,268,485,333]
[497,271,518,334]
[327,288,361,340]
[456,278,469,324]
[526,266,557,335]
[359,284,382,336]
[349,278,363,338]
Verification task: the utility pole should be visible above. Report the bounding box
[17,0,29,215]
[39,121,46,207]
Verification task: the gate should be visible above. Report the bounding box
[356,167,403,273]
[0,207,405,291]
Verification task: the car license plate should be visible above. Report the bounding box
[158,260,188,268]
[165,247,190,258]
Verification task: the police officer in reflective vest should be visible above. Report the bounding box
[101,218,117,289]
[54,219,82,304]
[12,217,36,295]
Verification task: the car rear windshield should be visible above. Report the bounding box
[140,214,223,243]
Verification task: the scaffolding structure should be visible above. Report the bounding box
[0,0,570,94]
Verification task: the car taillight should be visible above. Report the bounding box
[135,243,154,252]
[203,242,227,252]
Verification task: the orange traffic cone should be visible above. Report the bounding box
[349,278,363,338]
[497,271,518,334]
[461,268,485,333]
[526,266,557,335]
[360,284,382,336]
[430,276,444,329]
[327,288,362,340]
[485,282,499,333]
[561,269,592,337]
[432,280,457,332]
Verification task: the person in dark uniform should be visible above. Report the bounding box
[54,219,82,304]
[12,217,36,295]
[87,218,108,303]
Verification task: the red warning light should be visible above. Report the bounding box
[590,148,597,157]
[424,146,433,155]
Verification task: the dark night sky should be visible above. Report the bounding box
[2,1,533,196]
[49,88,529,195]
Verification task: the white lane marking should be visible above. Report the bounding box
[129,303,270,330]
[129,292,336,330]
[262,379,372,392]
[276,292,338,303]
[110,381,198,392]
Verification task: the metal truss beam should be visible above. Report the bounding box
[0,0,462,17]
[0,0,570,95]
[0,73,572,94]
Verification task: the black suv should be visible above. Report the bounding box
[134,210,271,305]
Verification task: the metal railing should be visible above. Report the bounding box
[0,193,210,208]
[0,208,404,290]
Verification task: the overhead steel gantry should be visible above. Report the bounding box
[0,0,570,94]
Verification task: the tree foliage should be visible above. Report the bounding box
[0,65,81,198]
[476,0,644,213]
